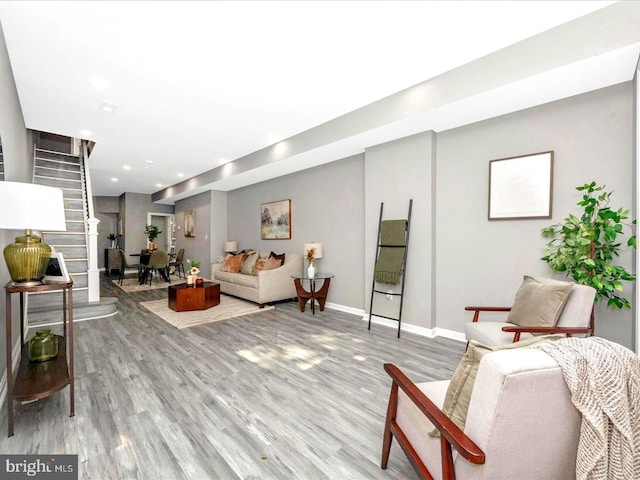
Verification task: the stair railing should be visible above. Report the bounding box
[80,140,100,302]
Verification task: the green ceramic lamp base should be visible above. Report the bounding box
[3,231,52,286]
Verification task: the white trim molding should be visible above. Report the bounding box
[325,302,466,343]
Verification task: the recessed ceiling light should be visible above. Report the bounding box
[110,178,118,182]
[177,173,184,178]
[123,165,131,170]
[218,158,228,165]
[101,101,117,113]
[79,129,91,137]
[145,160,153,164]
[156,183,163,187]
[89,77,110,91]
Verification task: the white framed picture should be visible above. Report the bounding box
[44,252,71,283]
[488,151,553,220]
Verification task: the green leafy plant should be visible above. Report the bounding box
[145,224,162,242]
[541,181,636,309]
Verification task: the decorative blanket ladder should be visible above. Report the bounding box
[368,199,412,337]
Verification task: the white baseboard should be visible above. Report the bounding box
[325,303,465,344]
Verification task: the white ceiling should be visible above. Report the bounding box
[0,0,630,202]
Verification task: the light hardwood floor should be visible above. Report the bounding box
[0,275,465,479]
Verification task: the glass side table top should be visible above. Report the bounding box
[291,273,334,280]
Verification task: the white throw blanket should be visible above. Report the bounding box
[534,337,640,480]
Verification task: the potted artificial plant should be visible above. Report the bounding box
[145,224,162,251]
[107,233,118,249]
[541,181,636,310]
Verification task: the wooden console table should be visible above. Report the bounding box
[292,274,333,315]
[168,281,220,312]
[4,280,74,437]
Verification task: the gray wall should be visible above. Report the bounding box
[435,83,634,347]
[210,190,228,264]
[0,20,31,381]
[219,82,634,348]
[175,190,212,270]
[227,154,365,308]
[119,192,173,256]
[94,196,120,269]
[364,132,436,329]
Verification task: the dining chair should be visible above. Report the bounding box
[170,248,185,278]
[117,249,144,285]
[145,250,170,285]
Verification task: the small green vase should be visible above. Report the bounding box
[28,329,58,362]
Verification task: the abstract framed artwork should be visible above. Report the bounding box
[488,151,553,220]
[261,199,291,239]
[44,252,71,283]
[184,210,195,237]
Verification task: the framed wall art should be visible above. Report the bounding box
[44,252,71,283]
[488,151,553,220]
[261,199,291,239]
[184,210,195,237]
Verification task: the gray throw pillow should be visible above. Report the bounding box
[507,276,573,328]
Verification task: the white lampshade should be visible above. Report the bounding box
[0,182,67,231]
[0,182,67,285]
[224,241,238,253]
[303,242,323,259]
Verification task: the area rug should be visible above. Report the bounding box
[113,276,186,293]
[140,295,275,329]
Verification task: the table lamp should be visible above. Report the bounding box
[303,242,323,261]
[224,241,238,254]
[0,182,67,286]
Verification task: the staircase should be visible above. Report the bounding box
[27,147,117,325]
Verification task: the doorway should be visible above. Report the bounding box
[147,213,175,253]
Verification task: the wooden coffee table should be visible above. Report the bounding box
[168,281,220,312]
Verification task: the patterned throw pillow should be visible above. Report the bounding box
[221,253,246,273]
[262,257,282,271]
[269,251,286,266]
[252,258,267,276]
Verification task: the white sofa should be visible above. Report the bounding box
[210,252,303,307]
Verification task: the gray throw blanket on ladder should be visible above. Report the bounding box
[374,220,407,285]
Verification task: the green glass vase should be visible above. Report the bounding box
[28,329,58,362]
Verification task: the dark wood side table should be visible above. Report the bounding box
[168,282,220,312]
[104,248,122,277]
[292,274,333,315]
[4,280,74,437]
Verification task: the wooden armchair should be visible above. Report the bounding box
[465,277,596,346]
[381,348,581,480]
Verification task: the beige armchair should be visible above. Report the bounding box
[465,276,596,346]
[381,347,581,480]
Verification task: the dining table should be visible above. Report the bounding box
[130,252,172,284]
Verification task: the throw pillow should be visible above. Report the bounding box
[221,253,246,273]
[252,258,267,276]
[240,251,259,275]
[269,251,286,266]
[262,257,282,271]
[507,275,573,328]
[431,335,555,437]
